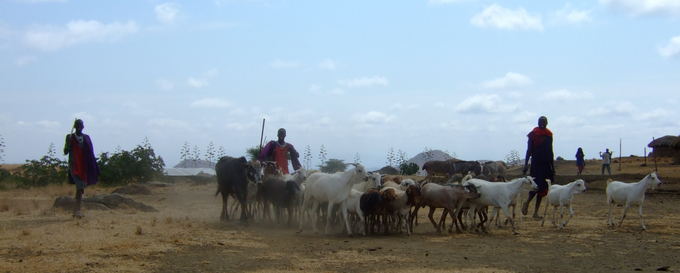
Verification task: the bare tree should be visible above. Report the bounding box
[353,152,361,164]
[318,145,327,169]
[386,147,396,167]
[0,134,5,164]
[192,145,201,167]
[180,141,190,162]
[205,141,216,165]
[217,146,226,160]
[303,145,313,169]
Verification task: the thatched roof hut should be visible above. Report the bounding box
[648,135,680,158]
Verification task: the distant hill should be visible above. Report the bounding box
[173,159,215,169]
[406,150,455,176]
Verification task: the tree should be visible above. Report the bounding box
[18,143,67,187]
[399,162,419,175]
[318,145,327,168]
[397,149,408,166]
[205,141,215,164]
[353,152,361,164]
[386,147,396,167]
[0,134,5,164]
[217,146,226,160]
[505,150,522,167]
[180,141,190,161]
[246,146,260,161]
[98,139,165,185]
[303,145,312,169]
[192,145,200,167]
[47,142,56,158]
[320,158,346,173]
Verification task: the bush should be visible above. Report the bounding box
[399,162,419,175]
[319,158,346,173]
[17,144,67,188]
[98,143,165,186]
[556,156,565,161]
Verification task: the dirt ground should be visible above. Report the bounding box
[1,157,680,273]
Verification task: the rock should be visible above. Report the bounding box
[657,266,670,271]
[53,194,157,212]
[144,181,172,187]
[112,184,151,195]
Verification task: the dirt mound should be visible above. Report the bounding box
[112,184,152,195]
[144,181,173,187]
[53,193,157,212]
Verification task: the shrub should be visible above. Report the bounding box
[17,144,67,188]
[319,158,346,173]
[98,142,165,186]
[399,162,419,175]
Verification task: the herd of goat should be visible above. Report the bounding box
[214,156,664,236]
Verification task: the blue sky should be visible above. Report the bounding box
[1,0,679,170]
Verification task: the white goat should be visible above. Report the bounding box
[541,179,587,229]
[298,164,368,235]
[352,172,382,192]
[606,172,662,230]
[464,176,537,234]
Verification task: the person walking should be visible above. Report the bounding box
[600,148,613,176]
[575,147,585,175]
[521,116,555,219]
[63,119,100,218]
[258,128,301,174]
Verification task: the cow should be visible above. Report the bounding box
[215,156,262,222]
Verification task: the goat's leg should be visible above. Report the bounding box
[339,203,352,236]
[409,206,420,232]
[564,202,574,228]
[607,199,614,227]
[501,206,518,235]
[427,207,441,233]
[540,200,549,227]
[638,204,646,231]
[311,201,320,233]
[324,203,335,235]
[618,203,629,227]
[558,205,566,230]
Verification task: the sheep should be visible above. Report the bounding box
[463,176,537,234]
[298,163,368,235]
[360,189,394,234]
[606,172,662,230]
[410,182,480,234]
[379,186,418,235]
[540,179,587,229]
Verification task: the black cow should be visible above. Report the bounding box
[215,156,262,222]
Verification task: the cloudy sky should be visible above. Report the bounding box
[1,0,679,170]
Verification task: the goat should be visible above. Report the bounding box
[352,172,382,192]
[379,186,417,235]
[410,182,480,234]
[298,163,368,235]
[540,179,587,229]
[606,172,662,230]
[464,176,537,234]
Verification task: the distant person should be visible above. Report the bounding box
[521,116,554,219]
[575,147,585,175]
[258,128,301,174]
[600,148,613,176]
[63,119,99,218]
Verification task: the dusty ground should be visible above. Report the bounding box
[1,157,680,273]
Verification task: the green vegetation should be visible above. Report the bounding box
[320,158,347,173]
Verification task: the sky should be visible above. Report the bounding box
[0,0,679,170]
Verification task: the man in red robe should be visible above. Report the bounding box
[521,116,555,219]
[63,119,99,218]
[258,128,301,174]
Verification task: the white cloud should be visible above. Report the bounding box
[339,76,389,88]
[187,69,218,88]
[23,20,138,51]
[541,89,593,101]
[190,98,231,108]
[269,59,300,69]
[455,94,517,113]
[147,118,189,129]
[588,101,635,116]
[554,6,592,24]
[15,55,37,66]
[471,4,543,31]
[659,36,680,58]
[15,0,67,3]
[318,59,336,70]
[187,77,208,88]
[156,79,175,90]
[635,109,672,121]
[600,0,680,17]
[155,3,180,24]
[354,111,395,125]
[36,120,60,129]
[225,122,256,131]
[482,72,532,89]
